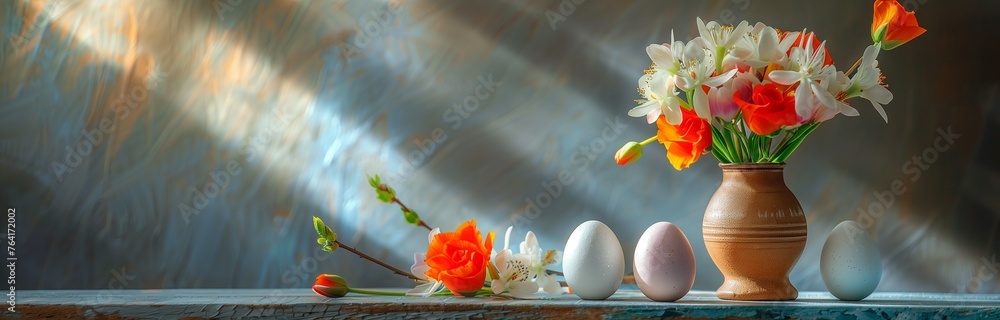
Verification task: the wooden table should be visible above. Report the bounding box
[12,289,1000,319]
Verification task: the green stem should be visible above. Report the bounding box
[710,123,734,163]
[769,128,798,160]
[771,123,821,162]
[639,135,658,146]
[715,46,726,75]
[759,135,773,162]
[349,288,407,296]
[430,287,494,297]
[712,125,736,163]
[677,97,691,109]
[728,128,742,162]
[725,122,749,162]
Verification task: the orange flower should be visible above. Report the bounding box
[656,108,711,170]
[424,220,494,296]
[872,0,926,50]
[734,84,799,136]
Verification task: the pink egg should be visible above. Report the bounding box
[633,222,696,302]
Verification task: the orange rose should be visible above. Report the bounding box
[734,84,799,136]
[872,0,926,50]
[656,108,711,170]
[424,220,494,296]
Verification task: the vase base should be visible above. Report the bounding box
[715,278,798,301]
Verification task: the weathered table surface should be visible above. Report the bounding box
[11,289,1000,319]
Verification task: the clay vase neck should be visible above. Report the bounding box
[703,163,807,301]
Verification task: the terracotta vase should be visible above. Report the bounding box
[703,163,806,301]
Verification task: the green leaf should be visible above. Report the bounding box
[325,226,337,242]
[318,237,327,245]
[368,175,381,188]
[772,123,820,162]
[711,145,728,163]
[313,216,330,238]
[710,125,733,163]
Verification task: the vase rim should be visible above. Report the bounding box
[718,163,786,171]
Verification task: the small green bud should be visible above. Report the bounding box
[375,185,395,203]
[402,208,420,225]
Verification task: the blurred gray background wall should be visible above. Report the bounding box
[1,0,997,293]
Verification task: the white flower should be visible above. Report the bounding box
[799,70,859,123]
[520,231,562,295]
[844,44,893,122]
[629,38,689,125]
[696,18,753,72]
[491,227,538,298]
[675,40,738,120]
[767,31,839,121]
[696,18,752,53]
[646,41,681,75]
[740,24,791,69]
[491,249,538,298]
[407,228,443,297]
[628,72,683,124]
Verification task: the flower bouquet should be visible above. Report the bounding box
[614,0,925,169]
[613,0,924,300]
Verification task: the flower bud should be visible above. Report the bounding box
[871,0,925,50]
[313,274,350,298]
[615,141,643,166]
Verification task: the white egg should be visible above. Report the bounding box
[634,222,696,302]
[563,220,625,300]
[821,220,882,301]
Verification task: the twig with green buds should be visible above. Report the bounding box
[366,174,567,280]
[368,175,432,231]
[313,216,422,281]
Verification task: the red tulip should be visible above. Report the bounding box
[313,274,349,298]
